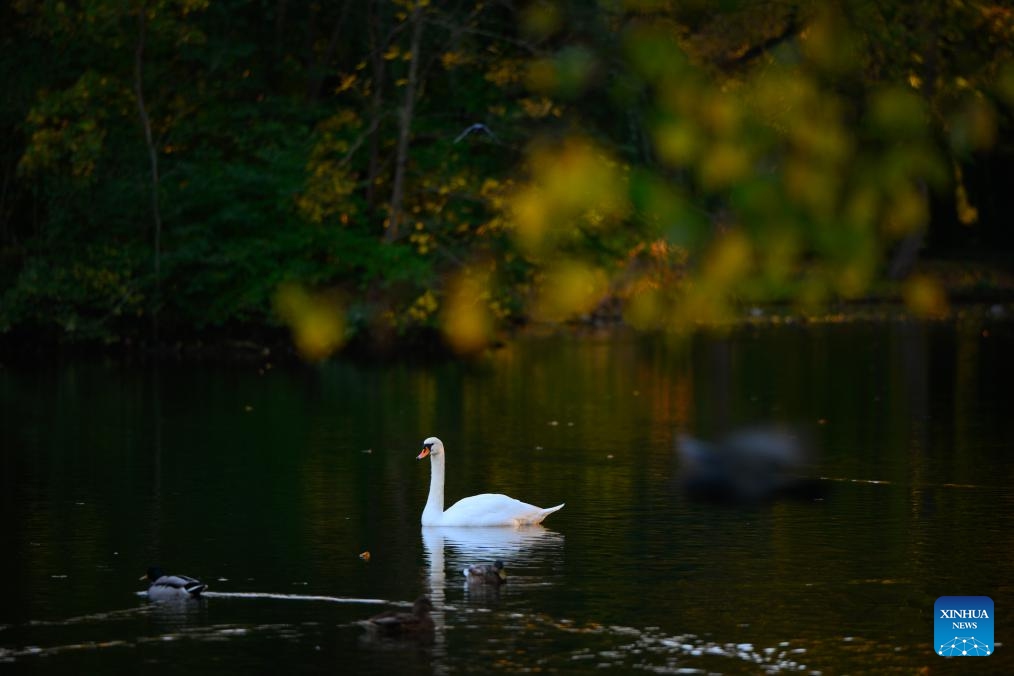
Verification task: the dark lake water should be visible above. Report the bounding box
[2,319,1012,674]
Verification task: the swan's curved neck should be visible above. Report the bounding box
[423,452,446,523]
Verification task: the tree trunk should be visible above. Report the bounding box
[134,3,162,333]
[365,0,386,213]
[385,4,424,243]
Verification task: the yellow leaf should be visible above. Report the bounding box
[509,187,548,252]
[702,93,741,135]
[703,230,752,287]
[273,284,346,361]
[903,274,948,318]
[883,183,928,236]
[699,143,750,190]
[441,51,467,69]
[441,270,493,354]
[835,259,873,299]
[333,73,357,94]
[653,121,699,166]
[532,260,608,322]
[624,287,663,330]
[520,97,555,118]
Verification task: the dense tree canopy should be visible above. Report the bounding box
[1,1,1012,357]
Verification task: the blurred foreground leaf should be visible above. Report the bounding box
[273,284,346,361]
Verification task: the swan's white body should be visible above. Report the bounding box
[418,437,564,527]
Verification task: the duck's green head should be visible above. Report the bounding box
[140,566,163,582]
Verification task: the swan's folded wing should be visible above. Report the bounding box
[443,493,563,526]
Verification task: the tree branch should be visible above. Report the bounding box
[134,2,163,329]
[385,4,425,243]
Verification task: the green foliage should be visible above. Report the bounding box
[497,1,1012,329]
[1,240,148,341]
[19,71,131,181]
[0,1,1012,353]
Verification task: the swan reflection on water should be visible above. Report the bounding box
[422,526,565,599]
[417,524,565,672]
[423,525,564,560]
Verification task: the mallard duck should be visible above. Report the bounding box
[140,566,207,600]
[417,437,564,526]
[364,596,435,636]
[463,560,507,585]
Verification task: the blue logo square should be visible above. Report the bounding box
[935,596,993,656]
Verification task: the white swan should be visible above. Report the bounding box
[417,437,564,527]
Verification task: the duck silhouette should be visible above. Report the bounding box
[140,566,207,600]
[362,596,435,637]
[463,560,507,585]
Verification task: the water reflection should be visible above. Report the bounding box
[420,525,566,670]
[2,323,1012,674]
[423,527,564,585]
[422,526,565,607]
[144,596,208,630]
[423,526,564,566]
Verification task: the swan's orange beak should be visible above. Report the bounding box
[416,447,430,460]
